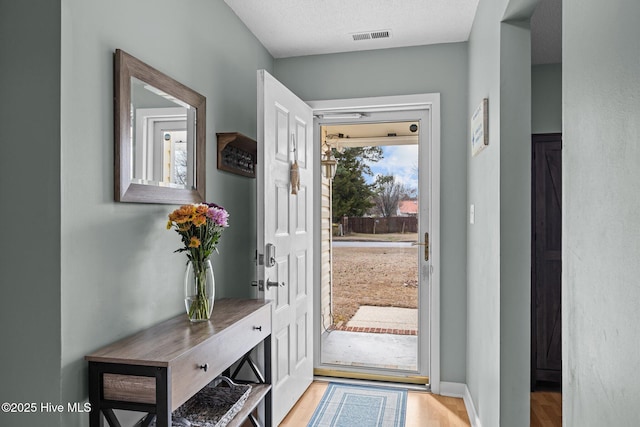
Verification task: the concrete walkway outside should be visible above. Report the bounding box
[321,330,418,371]
[321,305,419,371]
[347,306,417,331]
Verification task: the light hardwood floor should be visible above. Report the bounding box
[530,390,562,427]
[279,381,470,427]
[279,381,562,426]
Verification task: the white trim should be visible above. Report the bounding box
[439,382,482,427]
[439,381,467,398]
[315,376,429,392]
[428,94,441,395]
[310,93,441,113]
[309,93,441,392]
[134,107,187,182]
[464,384,482,427]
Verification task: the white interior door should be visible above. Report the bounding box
[257,69,314,425]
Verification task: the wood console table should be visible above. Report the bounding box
[85,299,272,427]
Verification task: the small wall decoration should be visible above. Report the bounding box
[471,98,489,156]
[216,133,257,178]
[290,133,300,195]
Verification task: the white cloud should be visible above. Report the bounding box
[366,145,419,193]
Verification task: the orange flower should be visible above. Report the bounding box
[195,204,209,215]
[166,202,229,262]
[192,214,207,227]
[169,205,195,224]
[189,236,201,248]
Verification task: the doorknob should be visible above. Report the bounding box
[411,232,429,261]
[266,280,285,289]
[251,279,285,291]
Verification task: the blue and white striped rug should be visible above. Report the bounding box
[307,383,407,427]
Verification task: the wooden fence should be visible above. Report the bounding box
[342,216,418,234]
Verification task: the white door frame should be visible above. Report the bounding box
[308,93,441,393]
[134,107,187,183]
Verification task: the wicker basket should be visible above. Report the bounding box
[149,376,252,427]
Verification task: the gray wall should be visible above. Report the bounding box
[563,0,640,424]
[0,1,62,425]
[466,2,502,424]
[59,1,272,424]
[0,0,272,426]
[498,19,531,427]
[275,43,469,384]
[532,63,562,133]
[467,1,533,425]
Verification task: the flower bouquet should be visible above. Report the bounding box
[167,203,229,321]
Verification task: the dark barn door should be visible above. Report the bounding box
[531,133,562,389]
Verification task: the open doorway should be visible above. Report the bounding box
[315,113,429,384]
[321,121,420,373]
[310,93,441,391]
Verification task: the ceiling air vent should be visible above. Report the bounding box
[351,30,391,41]
[371,30,390,39]
[352,33,371,41]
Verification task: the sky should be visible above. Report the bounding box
[365,144,419,195]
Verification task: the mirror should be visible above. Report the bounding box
[114,49,206,203]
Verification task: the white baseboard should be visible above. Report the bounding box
[439,381,466,398]
[439,382,481,427]
[463,384,481,427]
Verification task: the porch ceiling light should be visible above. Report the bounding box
[321,142,338,180]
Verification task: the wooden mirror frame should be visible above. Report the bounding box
[114,49,206,204]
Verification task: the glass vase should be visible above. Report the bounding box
[184,258,215,322]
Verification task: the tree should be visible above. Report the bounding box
[331,146,382,222]
[373,175,415,218]
[173,143,188,185]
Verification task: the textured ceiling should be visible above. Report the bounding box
[224,0,561,62]
[224,0,480,58]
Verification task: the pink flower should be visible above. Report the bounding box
[167,202,229,261]
[206,206,229,227]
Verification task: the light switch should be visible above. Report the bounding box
[470,204,475,224]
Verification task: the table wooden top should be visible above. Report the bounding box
[85,298,270,367]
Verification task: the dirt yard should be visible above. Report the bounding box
[331,245,419,324]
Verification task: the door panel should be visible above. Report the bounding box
[275,258,289,308]
[295,119,308,168]
[296,313,308,363]
[275,328,290,382]
[275,106,289,160]
[295,186,307,232]
[257,70,314,424]
[275,183,289,236]
[296,252,307,296]
[532,133,562,387]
